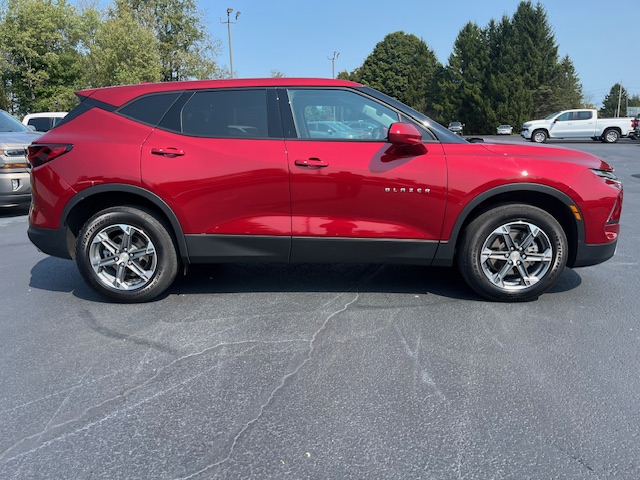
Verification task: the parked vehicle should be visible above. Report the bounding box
[307,121,363,139]
[496,124,513,135]
[521,109,634,143]
[22,112,67,132]
[27,78,623,303]
[448,121,464,135]
[629,115,640,140]
[0,110,41,207]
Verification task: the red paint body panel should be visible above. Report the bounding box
[141,129,290,235]
[286,139,447,239]
[438,142,603,240]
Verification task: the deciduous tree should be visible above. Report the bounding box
[0,0,86,114]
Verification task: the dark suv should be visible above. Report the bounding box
[27,78,623,303]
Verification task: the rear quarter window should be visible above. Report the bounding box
[117,92,182,126]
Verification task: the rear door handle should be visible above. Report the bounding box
[294,158,329,169]
[151,147,185,157]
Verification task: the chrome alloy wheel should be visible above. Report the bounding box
[89,223,158,291]
[480,221,553,291]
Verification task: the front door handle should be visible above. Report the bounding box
[151,147,185,157]
[294,158,329,169]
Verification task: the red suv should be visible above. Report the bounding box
[27,78,623,303]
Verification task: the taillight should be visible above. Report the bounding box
[28,144,73,168]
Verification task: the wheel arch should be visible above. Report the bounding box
[531,128,549,141]
[432,183,584,268]
[60,184,189,262]
[601,127,622,143]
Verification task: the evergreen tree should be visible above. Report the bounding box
[599,83,627,117]
[356,31,441,113]
[533,55,583,116]
[436,22,494,133]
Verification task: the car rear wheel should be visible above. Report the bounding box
[76,206,178,303]
[457,204,567,302]
[531,130,547,143]
[601,128,620,143]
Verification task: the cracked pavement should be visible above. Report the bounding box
[1,140,640,479]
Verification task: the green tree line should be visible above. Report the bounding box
[2,0,637,128]
[0,0,223,115]
[339,1,637,133]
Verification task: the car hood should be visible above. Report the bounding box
[522,118,548,126]
[479,143,610,170]
[0,131,42,146]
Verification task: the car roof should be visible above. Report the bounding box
[77,78,363,107]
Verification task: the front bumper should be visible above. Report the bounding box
[571,238,618,268]
[0,172,31,207]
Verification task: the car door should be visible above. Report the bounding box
[550,110,595,138]
[282,88,448,264]
[140,88,291,262]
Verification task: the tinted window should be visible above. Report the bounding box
[0,110,30,132]
[287,89,399,141]
[27,117,51,132]
[180,89,268,138]
[577,111,593,120]
[556,112,571,121]
[118,92,182,126]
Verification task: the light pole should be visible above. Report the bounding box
[328,51,340,79]
[221,8,240,78]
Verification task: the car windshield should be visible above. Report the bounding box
[450,122,461,127]
[545,112,561,120]
[0,110,31,133]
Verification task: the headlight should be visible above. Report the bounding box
[590,168,618,181]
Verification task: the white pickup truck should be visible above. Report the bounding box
[520,109,634,143]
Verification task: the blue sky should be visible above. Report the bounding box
[198,0,638,108]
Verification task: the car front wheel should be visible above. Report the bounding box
[531,130,547,143]
[76,206,179,303]
[457,204,567,302]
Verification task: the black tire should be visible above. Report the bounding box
[531,130,547,143]
[75,206,179,303]
[601,128,620,143]
[456,204,567,302]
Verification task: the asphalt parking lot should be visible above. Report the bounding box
[1,137,639,479]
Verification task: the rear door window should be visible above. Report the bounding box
[179,90,269,138]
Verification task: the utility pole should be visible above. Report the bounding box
[328,51,340,79]
[221,8,240,78]
[616,80,623,117]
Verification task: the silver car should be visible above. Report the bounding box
[496,124,513,135]
[0,110,41,207]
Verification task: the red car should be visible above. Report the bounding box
[27,78,623,303]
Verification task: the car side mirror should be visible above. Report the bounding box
[386,122,427,155]
[388,123,423,146]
